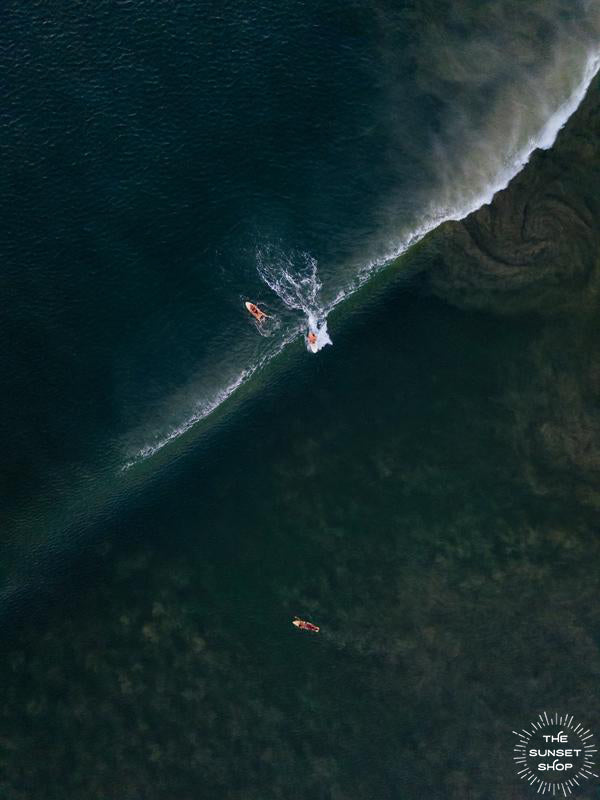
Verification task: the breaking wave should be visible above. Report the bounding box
[345,48,600,299]
[124,47,600,469]
[122,369,252,470]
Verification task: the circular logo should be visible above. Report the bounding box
[513,713,598,795]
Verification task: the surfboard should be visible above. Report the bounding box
[245,301,267,322]
[293,617,320,632]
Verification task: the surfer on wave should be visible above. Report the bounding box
[307,321,332,353]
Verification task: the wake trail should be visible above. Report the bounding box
[256,246,332,353]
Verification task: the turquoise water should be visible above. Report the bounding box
[2,2,600,798]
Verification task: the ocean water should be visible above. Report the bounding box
[1,2,600,798]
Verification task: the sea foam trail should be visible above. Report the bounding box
[256,247,332,353]
[125,49,600,469]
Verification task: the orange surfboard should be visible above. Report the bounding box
[306,331,318,353]
[245,301,268,322]
[292,617,320,632]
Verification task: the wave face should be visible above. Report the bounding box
[122,1,600,466]
[1,0,600,534]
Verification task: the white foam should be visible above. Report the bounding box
[306,314,332,353]
[122,368,252,470]
[257,246,333,353]
[122,317,307,469]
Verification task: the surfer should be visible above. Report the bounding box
[245,301,268,323]
[293,616,320,633]
[307,331,317,348]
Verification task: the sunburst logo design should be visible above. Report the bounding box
[513,713,598,795]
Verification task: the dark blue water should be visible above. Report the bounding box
[1,3,600,796]
[3,2,598,544]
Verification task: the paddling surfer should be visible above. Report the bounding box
[293,616,320,632]
[245,302,268,323]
